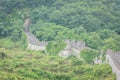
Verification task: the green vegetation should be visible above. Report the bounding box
[46,40,66,55]
[0,0,120,79]
[80,49,99,64]
[1,0,120,51]
[0,49,114,80]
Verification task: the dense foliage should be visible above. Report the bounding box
[0,0,120,79]
[0,49,115,80]
[80,49,99,64]
[1,0,120,50]
[46,40,66,55]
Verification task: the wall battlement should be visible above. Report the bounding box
[24,19,48,51]
[64,39,85,50]
[59,40,86,58]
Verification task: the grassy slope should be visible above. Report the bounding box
[0,47,115,80]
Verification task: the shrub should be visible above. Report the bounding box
[46,40,66,55]
[80,49,99,64]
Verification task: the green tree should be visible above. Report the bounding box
[80,32,102,49]
[46,41,66,55]
[80,49,99,64]
[11,29,22,42]
[104,35,120,51]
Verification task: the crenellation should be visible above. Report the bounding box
[106,49,113,54]
[40,41,48,46]
[59,39,86,58]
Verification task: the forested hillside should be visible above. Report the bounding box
[0,0,120,50]
[0,0,120,80]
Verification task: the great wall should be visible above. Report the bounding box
[23,18,86,58]
[23,19,48,51]
[106,50,120,80]
[23,18,120,80]
[59,40,86,58]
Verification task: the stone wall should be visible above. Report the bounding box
[59,40,86,58]
[106,54,120,80]
[24,19,48,51]
[106,50,120,80]
[26,32,48,51]
[28,43,47,51]
[23,19,85,53]
[64,40,85,50]
[23,19,30,32]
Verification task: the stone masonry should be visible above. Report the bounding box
[59,40,86,58]
[23,19,48,51]
[106,49,120,80]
